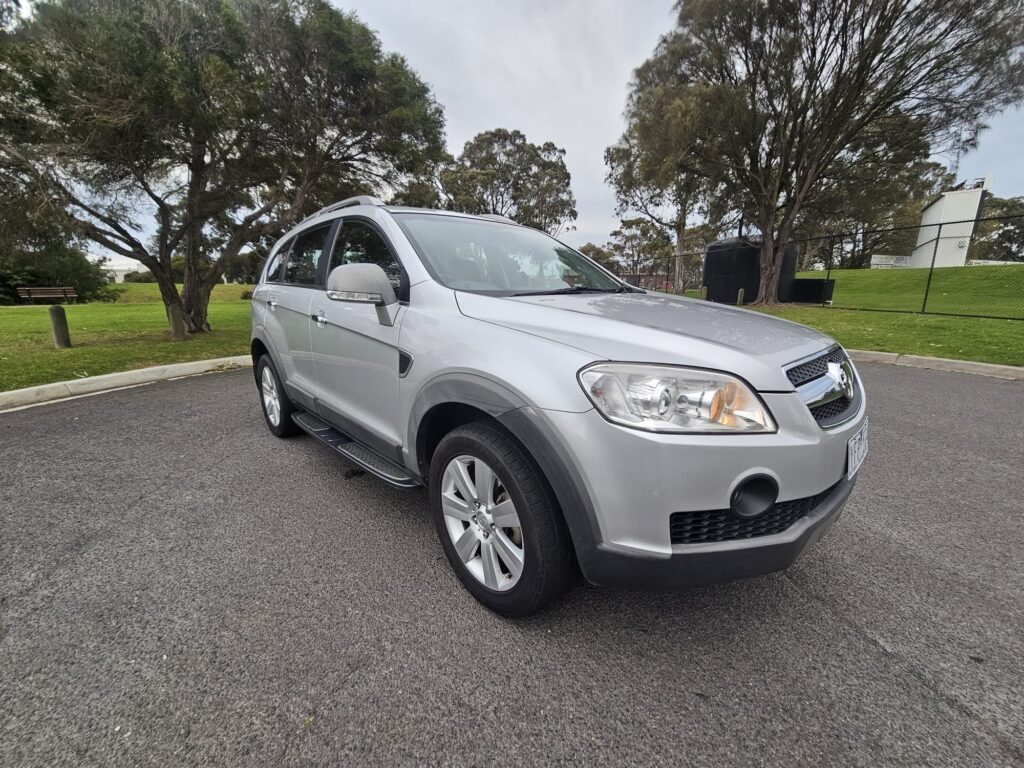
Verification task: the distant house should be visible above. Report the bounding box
[104,265,140,283]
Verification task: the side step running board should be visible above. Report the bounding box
[292,411,419,489]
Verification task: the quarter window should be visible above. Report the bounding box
[329,220,403,294]
[284,225,331,285]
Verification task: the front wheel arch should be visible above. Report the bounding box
[408,373,528,477]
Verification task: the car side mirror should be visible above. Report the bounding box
[326,263,399,326]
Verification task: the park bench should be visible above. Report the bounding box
[16,286,79,303]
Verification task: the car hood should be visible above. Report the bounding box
[455,290,835,391]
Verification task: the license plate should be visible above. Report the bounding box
[847,420,869,479]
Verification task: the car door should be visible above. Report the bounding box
[252,237,293,376]
[310,217,407,457]
[271,222,334,407]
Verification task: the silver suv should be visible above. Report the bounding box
[251,196,868,616]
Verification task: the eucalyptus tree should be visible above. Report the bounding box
[441,129,578,236]
[1,0,445,333]
[620,0,1024,303]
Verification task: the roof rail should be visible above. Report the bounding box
[478,213,518,225]
[303,195,385,222]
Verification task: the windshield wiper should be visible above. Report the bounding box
[511,286,622,296]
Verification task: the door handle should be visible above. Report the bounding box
[267,299,278,310]
[313,312,327,326]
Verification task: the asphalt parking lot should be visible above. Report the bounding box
[1,362,1022,766]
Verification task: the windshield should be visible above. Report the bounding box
[393,213,623,295]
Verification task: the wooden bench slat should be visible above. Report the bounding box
[16,286,79,301]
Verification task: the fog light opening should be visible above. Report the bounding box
[730,476,779,519]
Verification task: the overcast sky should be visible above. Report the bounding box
[337,0,1023,250]
[335,0,675,248]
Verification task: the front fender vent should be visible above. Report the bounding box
[398,350,413,377]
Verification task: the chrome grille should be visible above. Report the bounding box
[786,346,860,428]
[786,345,846,387]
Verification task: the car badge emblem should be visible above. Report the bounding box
[827,361,854,399]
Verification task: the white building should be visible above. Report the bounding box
[906,181,988,268]
[870,181,989,269]
[104,265,142,283]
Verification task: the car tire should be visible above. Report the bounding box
[430,421,578,617]
[256,354,301,438]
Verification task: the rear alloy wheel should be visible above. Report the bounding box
[256,355,300,437]
[430,422,577,616]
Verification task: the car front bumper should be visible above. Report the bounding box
[501,384,866,590]
[576,473,853,589]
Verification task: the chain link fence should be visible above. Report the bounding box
[606,214,1024,320]
[793,215,1024,320]
[604,249,707,297]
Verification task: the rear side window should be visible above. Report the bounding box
[329,220,403,294]
[283,225,331,285]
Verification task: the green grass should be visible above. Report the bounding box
[757,306,1024,367]
[2,282,1021,393]
[801,263,1024,317]
[111,282,254,303]
[0,284,253,391]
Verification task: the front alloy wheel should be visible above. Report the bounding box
[429,422,577,616]
[441,455,525,591]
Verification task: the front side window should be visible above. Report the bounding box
[283,225,330,285]
[394,213,622,296]
[264,238,291,283]
[329,219,403,293]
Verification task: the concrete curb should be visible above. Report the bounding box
[848,349,1023,380]
[2,348,1020,413]
[0,355,252,411]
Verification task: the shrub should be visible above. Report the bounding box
[123,270,156,283]
[0,246,122,303]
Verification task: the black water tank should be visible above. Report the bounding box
[789,278,835,303]
[703,238,800,304]
[703,237,760,304]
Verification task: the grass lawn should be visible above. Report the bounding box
[800,263,1024,318]
[756,306,1023,367]
[1,283,1021,392]
[0,284,253,391]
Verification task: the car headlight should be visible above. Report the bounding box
[578,363,776,433]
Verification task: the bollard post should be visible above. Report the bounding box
[49,305,72,348]
[699,286,707,301]
[737,287,745,306]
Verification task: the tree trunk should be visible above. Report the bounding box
[673,219,687,293]
[179,216,232,333]
[181,276,217,334]
[753,221,788,306]
[152,268,188,340]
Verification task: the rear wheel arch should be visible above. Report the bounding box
[250,339,269,380]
